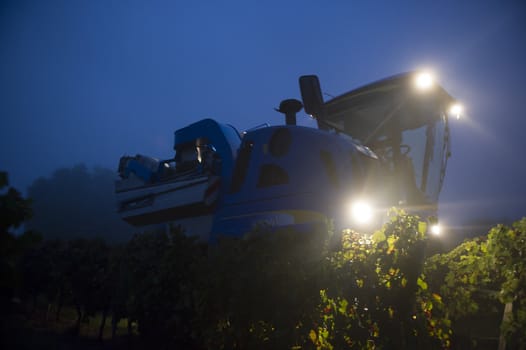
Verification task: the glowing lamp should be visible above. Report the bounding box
[450,103,463,119]
[414,72,434,90]
[351,201,373,224]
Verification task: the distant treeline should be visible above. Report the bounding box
[26,164,133,242]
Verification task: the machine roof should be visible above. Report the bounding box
[322,72,456,143]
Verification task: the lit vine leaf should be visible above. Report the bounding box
[338,299,348,314]
[401,277,407,287]
[417,277,428,290]
[309,329,317,343]
[372,230,386,243]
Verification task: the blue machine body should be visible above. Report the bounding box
[210,126,371,240]
[116,72,458,242]
[173,118,241,185]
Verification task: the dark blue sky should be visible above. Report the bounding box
[1,0,525,228]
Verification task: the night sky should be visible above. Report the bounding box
[1,0,525,231]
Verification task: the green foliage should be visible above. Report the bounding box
[12,205,526,349]
[19,237,110,332]
[196,223,330,349]
[425,238,493,320]
[310,211,451,349]
[20,239,62,306]
[67,239,110,318]
[486,219,526,348]
[425,217,526,348]
[122,226,206,347]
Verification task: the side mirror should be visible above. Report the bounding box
[299,75,324,118]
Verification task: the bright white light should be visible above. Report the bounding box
[430,224,441,235]
[351,201,373,224]
[450,103,463,120]
[414,72,434,90]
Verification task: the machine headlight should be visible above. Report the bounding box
[430,224,441,235]
[414,71,435,90]
[449,103,463,119]
[350,201,374,224]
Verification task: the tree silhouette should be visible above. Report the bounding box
[26,164,133,242]
[0,171,32,235]
[0,171,36,329]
